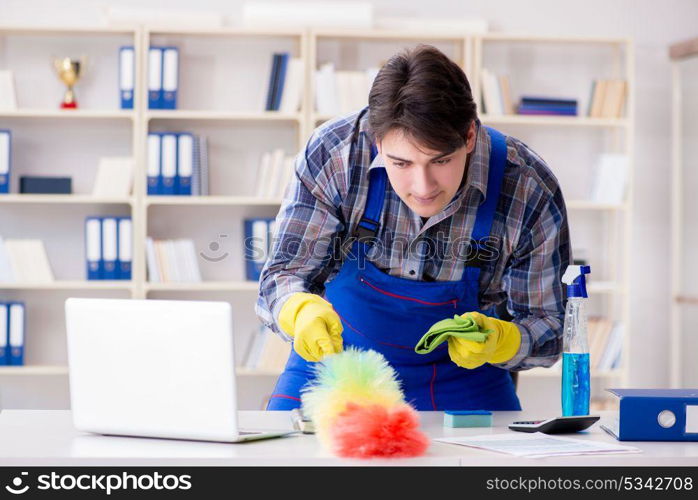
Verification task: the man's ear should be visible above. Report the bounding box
[465,121,477,154]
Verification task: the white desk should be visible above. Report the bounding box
[0,410,697,466]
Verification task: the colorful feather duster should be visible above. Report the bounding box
[301,348,430,458]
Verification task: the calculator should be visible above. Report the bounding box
[508,415,600,434]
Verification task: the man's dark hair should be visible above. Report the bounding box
[368,44,477,153]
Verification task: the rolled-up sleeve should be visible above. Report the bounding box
[255,132,346,340]
[494,186,571,370]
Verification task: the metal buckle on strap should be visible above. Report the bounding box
[353,218,379,244]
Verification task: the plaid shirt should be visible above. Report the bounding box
[255,108,571,370]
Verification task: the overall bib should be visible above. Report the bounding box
[267,127,521,411]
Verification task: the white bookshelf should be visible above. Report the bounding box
[0,24,634,410]
[670,37,698,388]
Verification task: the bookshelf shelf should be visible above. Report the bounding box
[145,281,259,292]
[566,200,627,211]
[481,114,628,128]
[0,281,134,291]
[147,27,305,38]
[0,109,136,120]
[146,111,303,122]
[145,196,282,207]
[521,367,622,378]
[587,282,626,294]
[0,365,69,376]
[479,34,629,45]
[311,28,468,41]
[0,25,137,36]
[236,368,283,377]
[0,195,134,205]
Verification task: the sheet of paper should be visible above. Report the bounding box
[435,432,641,458]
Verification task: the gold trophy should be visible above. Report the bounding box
[53,57,85,109]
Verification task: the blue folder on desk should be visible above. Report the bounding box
[602,388,698,441]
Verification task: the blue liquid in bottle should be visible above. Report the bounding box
[561,352,590,416]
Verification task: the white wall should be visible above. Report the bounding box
[1,0,695,397]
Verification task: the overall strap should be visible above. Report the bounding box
[353,144,386,242]
[466,126,507,268]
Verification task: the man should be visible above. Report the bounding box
[256,45,570,411]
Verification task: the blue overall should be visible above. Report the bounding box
[267,127,521,411]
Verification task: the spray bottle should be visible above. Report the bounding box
[561,265,591,416]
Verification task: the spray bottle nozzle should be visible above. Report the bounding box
[561,265,591,298]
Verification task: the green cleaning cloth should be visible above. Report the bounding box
[414,314,491,354]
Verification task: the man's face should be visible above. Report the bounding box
[378,123,477,218]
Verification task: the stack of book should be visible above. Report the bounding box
[517,96,578,116]
[480,69,514,115]
[548,317,623,372]
[264,52,304,113]
[588,317,623,371]
[244,326,291,372]
[587,79,627,118]
[0,237,53,283]
[145,238,202,283]
[254,149,295,199]
[147,132,209,196]
[315,62,379,116]
[0,301,25,366]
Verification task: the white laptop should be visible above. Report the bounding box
[65,297,296,443]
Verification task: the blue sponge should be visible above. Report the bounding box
[444,410,493,428]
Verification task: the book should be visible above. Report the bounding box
[146,238,202,283]
[3,240,54,283]
[518,96,578,116]
[600,79,627,118]
[590,154,629,204]
[315,62,339,115]
[92,157,134,197]
[0,71,18,111]
[480,68,503,115]
[279,57,304,113]
[499,75,514,115]
[0,236,14,282]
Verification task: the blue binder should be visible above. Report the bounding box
[602,388,698,441]
[244,218,274,281]
[116,217,132,280]
[161,47,179,110]
[265,54,280,111]
[101,217,118,280]
[148,46,163,109]
[176,133,193,195]
[0,303,8,365]
[160,133,177,195]
[85,217,103,280]
[8,302,25,366]
[147,133,162,195]
[0,129,11,194]
[119,46,135,110]
[273,53,290,111]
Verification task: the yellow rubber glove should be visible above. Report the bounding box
[278,292,343,362]
[447,311,521,369]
